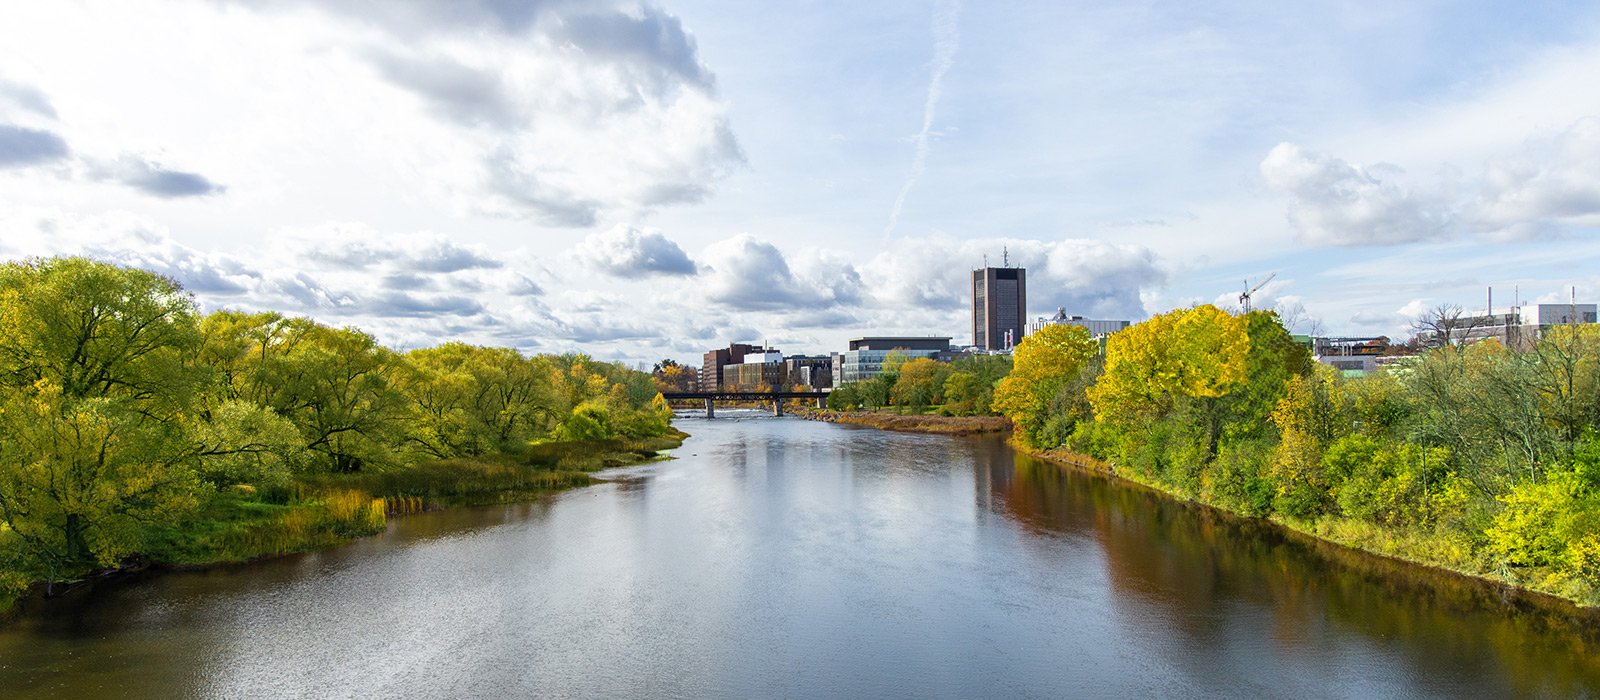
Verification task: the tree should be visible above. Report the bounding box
[826,383,862,410]
[993,324,1098,445]
[0,259,207,585]
[1531,325,1600,447]
[891,358,952,410]
[1089,305,1250,429]
[945,354,1012,416]
[400,343,560,458]
[214,317,410,473]
[656,363,695,392]
[0,384,202,587]
[881,349,911,374]
[1411,303,1492,350]
[0,257,203,412]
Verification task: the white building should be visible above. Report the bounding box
[1449,303,1597,349]
[1026,308,1130,338]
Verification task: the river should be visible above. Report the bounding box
[2,411,1598,698]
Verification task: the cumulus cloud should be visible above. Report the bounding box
[1466,118,1600,240]
[225,0,558,38]
[248,0,746,225]
[1260,142,1453,246]
[697,233,863,313]
[575,224,696,276]
[369,52,521,129]
[555,5,717,95]
[90,155,225,198]
[296,227,505,274]
[863,236,1165,322]
[0,79,57,119]
[0,125,69,168]
[1037,239,1168,319]
[0,210,561,349]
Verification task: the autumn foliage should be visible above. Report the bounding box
[1005,302,1600,606]
[0,257,674,604]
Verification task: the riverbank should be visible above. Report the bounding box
[1020,441,1600,612]
[795,408,1010,435]
[798,408,1598,613]
[0,432,686,620]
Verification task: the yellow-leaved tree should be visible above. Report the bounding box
[1088,305,1251,459]
[993,323,1098,446]
[0,258,207,589]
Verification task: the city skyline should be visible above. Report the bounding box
[2,1,1599,366]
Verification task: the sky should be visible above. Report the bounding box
[2,0,1599,366]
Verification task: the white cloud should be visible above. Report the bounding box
[1260,142,1453,246]
[0,125,69,168]
[863,236,1165,322]
[574,224,697,276]
[697,233,860,312]
[0,209,560,350]
[1466,117,1600,240]
[0,0,742,228]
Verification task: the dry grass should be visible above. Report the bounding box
[801,409,1011,435]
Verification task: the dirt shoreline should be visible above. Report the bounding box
[794,408,1011,435]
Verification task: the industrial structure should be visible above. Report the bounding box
[1447,303,1600,350]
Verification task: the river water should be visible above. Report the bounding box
[3,411,1599,698]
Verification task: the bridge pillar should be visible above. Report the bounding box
[816,395,826,409]
[772,399,784,417]
[704,397,715,419]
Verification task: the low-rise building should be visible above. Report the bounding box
[1026,308,1130,338]
[727,350,784,390]
[834,337,960,384]
[784,355,833,390]
[1449,303,1599,349]
[701,343,768,390]
[1314,337,1390,376]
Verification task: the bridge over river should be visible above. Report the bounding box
[661,391,827,417]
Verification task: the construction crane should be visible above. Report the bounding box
[1239,272,1276,313]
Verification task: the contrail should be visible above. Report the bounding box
[884,0,960,240]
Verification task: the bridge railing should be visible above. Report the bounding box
[660,391,828,417]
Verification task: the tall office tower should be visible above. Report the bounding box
[972,266,1026,350]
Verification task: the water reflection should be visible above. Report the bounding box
[992,452,1600,698]
[1,418,1598,699]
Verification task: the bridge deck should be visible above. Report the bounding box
[662,391,827,400]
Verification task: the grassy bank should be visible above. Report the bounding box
[797,408,1011,435]
[3,433,684,612]
[1021,442,1599,610]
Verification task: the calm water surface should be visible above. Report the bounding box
[3,412,1599,698]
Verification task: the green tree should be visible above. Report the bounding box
[0,257,202,411]
[211,317,410,473]
[993,324,1098,446]
[1089,305,1250,459]
[940,372,978,415]
[401,343,559,457]
[826,383,862,410]
[891,358,952,410]
[945,354,1012,416]
[0,259,207,585]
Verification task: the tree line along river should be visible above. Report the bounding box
[2,411,1597,699]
